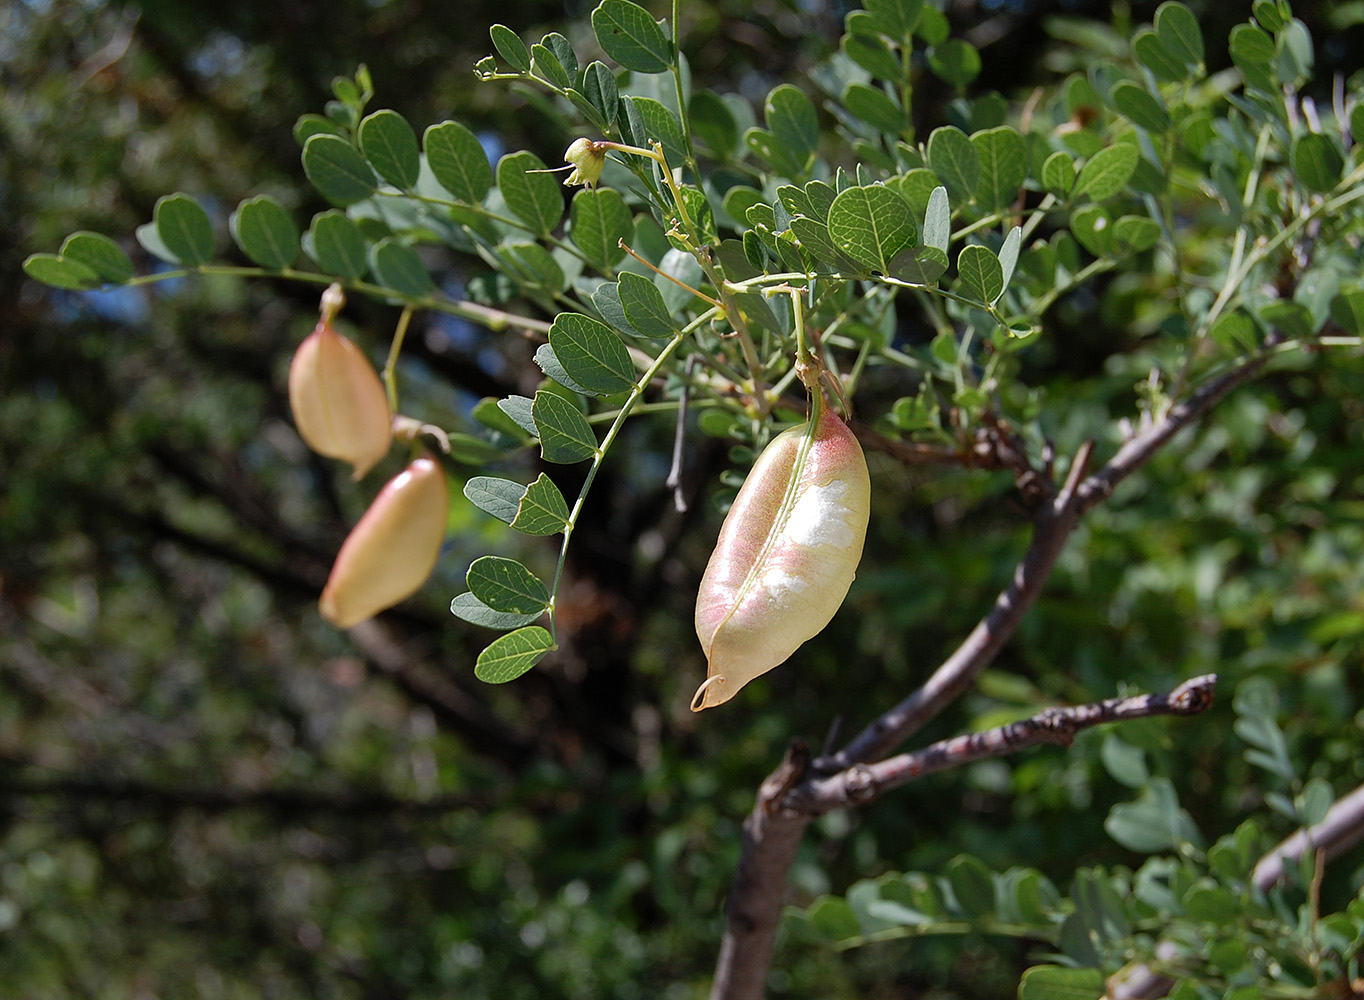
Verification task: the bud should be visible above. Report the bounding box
[318,456,449,628]
[562,137,607,189]
[692,407,870,711]
[288,317,392,480]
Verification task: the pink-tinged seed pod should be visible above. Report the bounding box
[318,456,449,628]
[693,406,870,711]
[288,318,392,480]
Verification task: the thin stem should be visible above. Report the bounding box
[546,312,711,636]
[381,305,415,414]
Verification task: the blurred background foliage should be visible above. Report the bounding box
[4,0,1364,997]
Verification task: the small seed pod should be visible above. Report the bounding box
[319,455,449,628]
[692,405,870,711]
[288,318,392,480]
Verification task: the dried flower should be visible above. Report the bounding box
[318,455,449,628]
[288,315,392,479]
[562,137,607,189]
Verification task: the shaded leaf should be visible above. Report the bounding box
[368,238,434,298]
[926,125,980,204]
[451,592,543,630]
[153,193,215,266]
[591,0,671,73]
[548,313,637,395]
[489,24,531,71]
[306,210,368,281]
[971,126,1027,212]
[1155,1,1203,69]
[955,243,1004,304]
[464,476,527,523]
[229,195,299,270]
[1110,81,1171,133]
[424,121,493,203]
[59,231,134,284]
[532,389,598,463]
[617,271,676,339]
[1290,133,1344,193]
[358,109,420,189]
[22,253,99,290]
[497,150,565,235]
[302,134,377,206]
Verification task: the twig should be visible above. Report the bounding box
[790,676,1217,814]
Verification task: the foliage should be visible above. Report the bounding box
[9,0,1364,997]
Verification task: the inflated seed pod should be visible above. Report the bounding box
[288,317,392,480]
[692,405,870,711]
[318,455,448,628]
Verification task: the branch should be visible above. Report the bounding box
[1106,779,1364,1000]
[790,675,1217,814]
[711,351,1274,1000]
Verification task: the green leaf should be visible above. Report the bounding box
[617,271,676,339]
[591,282,639,338]
[532,389,598,463]
[765,84,819,168]
[497,241,564,294]
[1105,778,1201,852]
[945,856,995,917]
[971,126,1026,212]
[922,186,950,252]
[689,91,739,157]
[1252,0,1284,31]
[1113,215,1162,253]
[497,395,538,436]
[451,592,543,631]
[1110,81,1171,133]
[827,184,917,274]
[864,0,923,41]
[1100,733,1150,788]
[548,313,636,395]
[1132,29,1187,83]
[368,237,434,298]
[805,896,862,942]
[22,253,100,290]
[1069,204,1113,256]
[358,109,420,190]
[1018,965,1105,1000]
[1154,2,1203,69]
[474,626,556,683]
[302,134,378,206]
[580,61,619,129]
[153,193,215,267]
[1290,133,1344,193]
[843,83,904,134]
[925,125,980,204]
[464,476,527,523]
[58,232,134,284]
[623,96,686,164]
[306,210,369,281]
[424,121,493,203]
[535,344,592,395]
[1229,24,1276,94]
[842,32,903,82]
[293,113,345,146]
[448,431,511,464]
[530,42,571,90]
[1330,290,1364,335]
[591,0,672,73]
[542,32,578,78]
[1259,300,1314,340]
[511,473,571,535]
[497,150,564,235]
[955,244,1004,305]
[472,397,532,440]
[892,245,948,284]
[569,188,632,270]
[927,39,981,90]
[1210,310,1258,353]
[489,24,531,71]
[1073,144,1138,201]
[467,555,550,615]
[997,226,1021,291]
[229,196,299,270]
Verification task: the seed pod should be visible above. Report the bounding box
[692,406,870,711]
[319,455,449,628]
[288,318,392,480]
